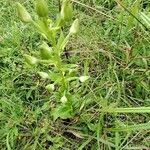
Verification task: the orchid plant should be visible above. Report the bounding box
[17,0,89,120]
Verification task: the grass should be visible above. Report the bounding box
[0,0,150,149]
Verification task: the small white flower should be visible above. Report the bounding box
[24,54,38,66]
[79,76,89,83]
[30,57,37,64]
[38,72,49,79]
[46,84,55,92]
[16,3,32,23]
[60,95,67,103]
[70,19,79,34]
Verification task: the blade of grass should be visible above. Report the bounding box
[6,132,11,150]
[100,107,150,113]
[107,122,150,132]
[140,12,150,28]
[83,134,116,148]
[97,113,104,149]
[118,132,131,149]
[115,0,150,31]
[78,137,93,150]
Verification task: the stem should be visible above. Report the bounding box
[58,0,61,12]
[55,53,68,91]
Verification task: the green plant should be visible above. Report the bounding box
[16,0,89,120]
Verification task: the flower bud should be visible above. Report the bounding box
[61,0,73,21]
[70,19,79,34]
[79,76,89,83]
[39,41,52,59]
[46,84,55,92]
[60,95,67,103]
[16,3,32,23]
[24,54,38,66]
[35,0,49,17]
[38,72,49,79]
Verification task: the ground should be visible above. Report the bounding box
[0,0,150,149]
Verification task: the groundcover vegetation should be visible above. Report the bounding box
[0,0,150,149]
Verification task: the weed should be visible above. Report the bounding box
[17,0,89,121]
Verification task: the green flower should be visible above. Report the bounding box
[35,0,49,17]
[70,19,79,34]
[16,3,32,23]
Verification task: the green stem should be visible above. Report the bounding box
[55,54,68,92]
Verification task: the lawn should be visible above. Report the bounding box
[0,0,150,149]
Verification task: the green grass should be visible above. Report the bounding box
[0,0,150,149]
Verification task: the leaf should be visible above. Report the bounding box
[59,34,70,52]
[52,103,73,121]
[36,20,48,34]
[57,30,65,52]
[48,71,62,83]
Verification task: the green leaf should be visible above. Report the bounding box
[35,20,49,35]
[59,34,70,52]
[61,64,78,73]
[56,30,65,52]
[52,103,73,120]
[48,71,62,83]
